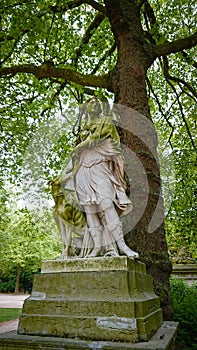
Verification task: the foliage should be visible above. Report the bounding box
[0,266,37,293]
[165,150,197,263]
[0,206,61,272]
[0,1,196,199]
[170,278,197,349]
[0,309,21,323]
[1,0,195,181]
[0,269,17,293]
[152,118,197,262]
[0,185,62,282]
[146,2,197,260]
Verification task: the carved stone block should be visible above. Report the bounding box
[18,257,163,343]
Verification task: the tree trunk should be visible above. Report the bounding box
[105,0,173,320]
[14,263,21,294]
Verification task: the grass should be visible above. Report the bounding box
[0,308,21,322]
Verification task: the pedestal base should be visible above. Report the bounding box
[18,257,163,343]
[0,322,178,350]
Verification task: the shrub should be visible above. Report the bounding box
[170,278,197,349]
[0,276,16,293]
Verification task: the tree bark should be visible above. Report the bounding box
[0,64,110,89]
[154,32,197,57]
[105,0,173,320]
[14,264,21,294]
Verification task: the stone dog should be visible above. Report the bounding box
[49,177,87,259]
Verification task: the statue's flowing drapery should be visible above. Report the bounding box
[61,115,134,257]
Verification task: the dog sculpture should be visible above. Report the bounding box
[50,177,87,259]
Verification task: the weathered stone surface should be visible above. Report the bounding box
[28,271,154,300]
[0,321,178,350]
[41,256,146,273]
[18,257,163,342]
[172,264,197,285]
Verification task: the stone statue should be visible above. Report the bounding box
[59,98,139,259]
[49,175,87,259]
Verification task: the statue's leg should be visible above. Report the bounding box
[107,220,139,259]
[63,223,72,257]
[87,226,103,257]
[58,219,72,258]
[53,212,69,259]
[83,205,102,258]
[100,214,119,257]
[99,198,139,259]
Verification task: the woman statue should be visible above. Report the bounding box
[62,98,139,259]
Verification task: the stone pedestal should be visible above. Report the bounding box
[18,257,163,343]
[172,264,197,285]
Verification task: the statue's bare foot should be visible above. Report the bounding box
[119,245,139,259]
[104,250,119,257]
[127,250,139,259]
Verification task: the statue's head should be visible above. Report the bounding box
[84,97,102,122]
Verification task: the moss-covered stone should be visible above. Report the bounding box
[0,321,179,350]
[18,257,163,342]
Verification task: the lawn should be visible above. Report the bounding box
[0,308,21,322]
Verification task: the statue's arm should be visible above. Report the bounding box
[61,159,75,191]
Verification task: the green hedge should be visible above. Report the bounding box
[170,278,197,349]
[0,275,16,293]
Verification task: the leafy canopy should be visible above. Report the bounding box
[0,0,196,260]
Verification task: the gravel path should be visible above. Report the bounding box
[0,293,29,308]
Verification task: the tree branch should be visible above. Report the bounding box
[50,0,106,14]
[73,12,105,65]
[0,63,110,89]
[54,78,96,97]
[146,76,174,148]
[138,0,146,8]
[154,32,197,57]
[91,42,116,74]
[143,0,156,27]
[181,50,197,69]
[163,56,197,99]
[141,0,164,45]
[163,57,196,149]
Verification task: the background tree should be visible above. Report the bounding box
[0,186,61,293]
[0,0,196,319]
[165,149,197,264]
